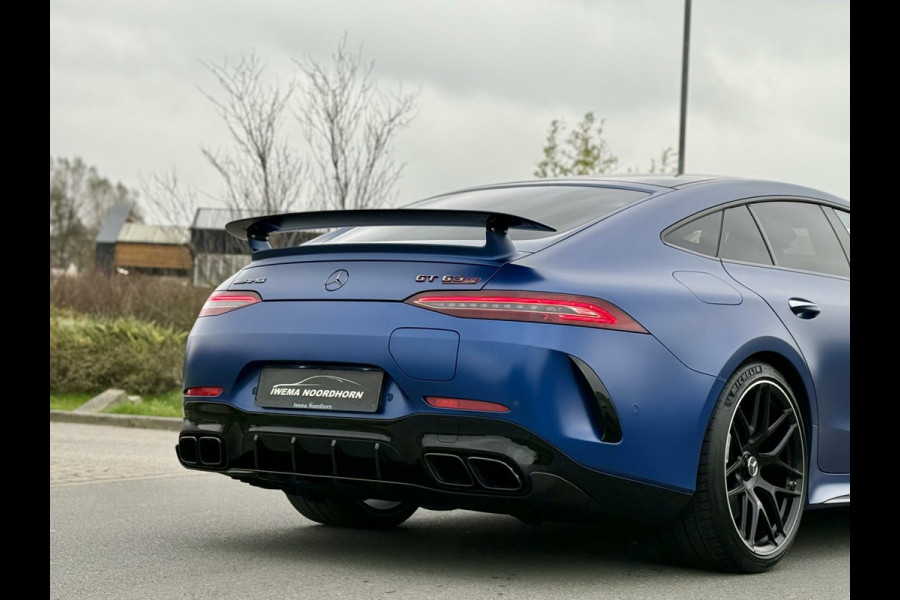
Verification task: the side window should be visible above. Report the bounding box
[825,207,850,261]
[835,210,850,233]
[664,211,722,257]
[751,202,850,277]
[719,206,773,265]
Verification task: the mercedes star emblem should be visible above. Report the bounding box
[325,269,350,291]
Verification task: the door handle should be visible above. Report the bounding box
[788,298,820,319]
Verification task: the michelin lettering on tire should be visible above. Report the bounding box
[724,365,763,407]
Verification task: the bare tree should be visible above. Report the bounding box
[140,166,199,228]
[296,35,417,210]
[200,53,305,214]
[50,156,138,269]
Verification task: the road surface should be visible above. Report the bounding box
[50,422,850,599]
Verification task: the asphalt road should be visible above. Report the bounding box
[50,422,850,599]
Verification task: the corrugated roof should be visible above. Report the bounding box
[95,202,135,243]
[191,207,266,231]
[117,223,190,245]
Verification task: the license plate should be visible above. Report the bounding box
[255,367,384,413]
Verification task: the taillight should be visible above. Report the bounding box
[407,290,646,333]
[198,291,261,317]
[425,396,510,413]
[184,387,224,397]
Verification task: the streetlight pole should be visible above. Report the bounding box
[677,0,692,175]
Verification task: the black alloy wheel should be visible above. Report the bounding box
[725,378,806,556]
[664,362,808,572]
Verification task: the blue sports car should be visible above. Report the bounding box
[177,175,850,572]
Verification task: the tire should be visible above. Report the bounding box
[286,493,418,529]
[664,361,808,573]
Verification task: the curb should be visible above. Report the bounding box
[50,410,182,431]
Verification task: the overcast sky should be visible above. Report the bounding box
[50,0,850,218]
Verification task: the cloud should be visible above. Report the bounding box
[49,0,850,211]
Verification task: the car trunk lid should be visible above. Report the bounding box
[224,208,555,301]
[230,257,502,301]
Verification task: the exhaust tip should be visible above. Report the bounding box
[467,456,522,491]
[179,436,198,464]
[198,436,223,466]
[424,453,473,487]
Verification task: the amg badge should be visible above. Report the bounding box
[416,275,482,284]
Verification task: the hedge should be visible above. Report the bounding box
[49,308,187,395]
[50,271,211,331]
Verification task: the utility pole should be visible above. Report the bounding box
[677,0,692,175]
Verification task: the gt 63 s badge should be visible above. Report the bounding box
[415,275,481,284]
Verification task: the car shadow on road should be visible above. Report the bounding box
[215,505,849,577]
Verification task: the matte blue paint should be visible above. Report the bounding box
[389,328,460,381]
[673,271,743,305]
[722,262,850,473]
[185,176,850,505]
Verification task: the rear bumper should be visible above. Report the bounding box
[185,301,722,491]
[177,403,690,524]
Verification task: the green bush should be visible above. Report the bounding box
[49,308,187,395]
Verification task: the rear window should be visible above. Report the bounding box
[663,211,722,257]
[323,186,648,243]
[719,206,773,265]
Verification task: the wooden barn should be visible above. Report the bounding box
[95,203,191,276]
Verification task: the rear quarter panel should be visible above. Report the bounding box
[489,181,826,466]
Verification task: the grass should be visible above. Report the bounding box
[49,389,183,417]
[104,389,183,418]
[50,392,95,411]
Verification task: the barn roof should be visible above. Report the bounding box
[95,202,135,244]
[118,223,190,245]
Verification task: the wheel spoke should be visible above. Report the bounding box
[756,478,802,517]
[761,480,801,498]
[761,408,791,442]
[728,428,744,454]
[747,494,760,544]
[760,386,772,434]
[734,411,752,445]
[728,483,745,497]
[768,499,785,535]
[749,389,762,435]
[760,423,798,459]
[771,459,804,478]
[740,493,752,541]
[726,458,742,476]
[758,499,778,543]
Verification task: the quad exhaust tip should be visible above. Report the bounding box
[423,453,474,487]
[179,435,224,467]
[198,436,223,466]
[424,452,523,491]
[179,436,198,464]
[467,456,522,491]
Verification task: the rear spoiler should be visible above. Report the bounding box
[225,209,556,260]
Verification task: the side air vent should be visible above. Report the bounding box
[569,355,623,443]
